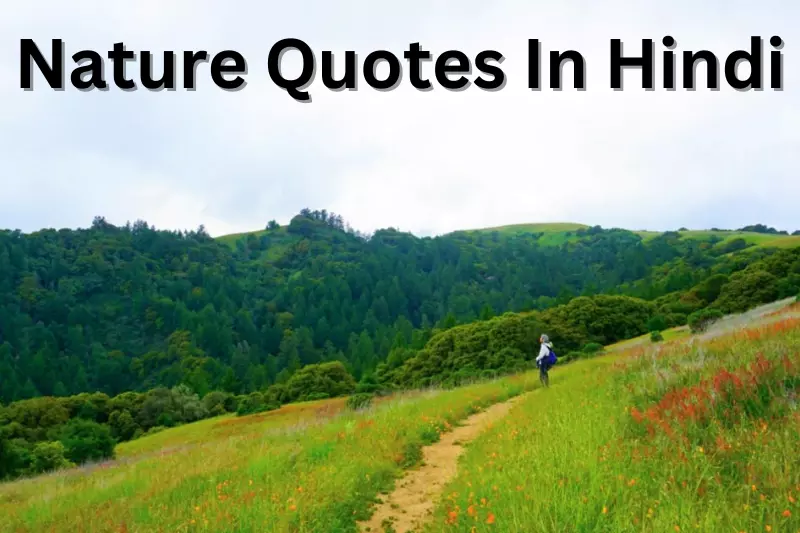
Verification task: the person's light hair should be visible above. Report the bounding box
[540,334,549,343]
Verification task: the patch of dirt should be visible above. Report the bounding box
[357,394,527,533]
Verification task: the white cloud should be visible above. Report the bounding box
[1,0,798,236]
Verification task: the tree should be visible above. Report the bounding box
[59,419,115,465]
[688,308,724,333]
[31,441,73,473]
[646,315,667,333]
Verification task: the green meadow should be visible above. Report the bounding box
[2,301,798,532]
[0,374,536,533]
[425,303,800,533]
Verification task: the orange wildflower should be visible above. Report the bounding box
[486,513,496,524]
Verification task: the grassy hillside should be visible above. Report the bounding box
[2,300,798,532]
[217,222,800,254]
[424,300,800,532]
[0,373,537,533]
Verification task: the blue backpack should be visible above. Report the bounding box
[545,345,557,366]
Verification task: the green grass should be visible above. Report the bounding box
[217,224,800,255]
[215,226,296,262]
[465,222,590,234]
[3,302,799,533]
[423,305,800,532]
[606,326,690,352]
[0,373,539,533]
[636,229,798,248]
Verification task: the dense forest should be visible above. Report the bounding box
[1,210,799,404]
[2,210,800,479]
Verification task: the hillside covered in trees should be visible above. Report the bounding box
[1,210,799,405]
[2,210,800,480]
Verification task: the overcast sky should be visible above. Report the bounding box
[2,0,798,237]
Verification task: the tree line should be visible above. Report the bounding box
[1,211,799,479]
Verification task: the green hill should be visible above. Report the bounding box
[2,211,799,406]
[217,221,799,259]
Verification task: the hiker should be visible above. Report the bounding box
[535,334,556,387]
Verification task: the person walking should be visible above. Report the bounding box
[535,334,555,387]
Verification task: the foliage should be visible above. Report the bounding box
[687,308,724,333]
[0,371,535,532]
[282,361,357,403]
[31,441,73,473]
[58,419,115,465]
[236,392,278,416]
[737,223,789,235]
[423,310,800,533]
[645,314,667,333]
[1,212,795,406]
[650,330,664,343]
[582,342,605,354]
[345,393,374,411]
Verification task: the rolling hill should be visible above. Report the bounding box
[2,299,798,532]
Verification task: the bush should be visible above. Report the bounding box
[687,308,724,334]
[202,391,233,415]
[31,441,73,474]
[59,419,115,465]
[646,315,667,333]
[305,392,330,401]
[355,373,382,395]
[582,342,604,355]
[108,410,140,442]
[650,331,664,343]
[346,393,374,411]
[236,392,279,416]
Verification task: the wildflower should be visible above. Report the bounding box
[447,510,458,525]
[602,506,608,514]
[486,513,496,524]
[783,510,791,518]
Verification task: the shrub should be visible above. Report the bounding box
[202,391,233,415]
[346,393,374,411]
[305,392,330,402]
[646,315,667,333]
[687,308,724,333]
[108,410,140,442]
[355,373,382,395]
[650,331,664,343]
[236,392,279,416]
[31,441,73,474]
[59,419,115,465]
[582,342,604,355]
[236,392,264,416]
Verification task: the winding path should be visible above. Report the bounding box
[357,393,528,533]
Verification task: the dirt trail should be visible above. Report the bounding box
[358,393,527,533]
